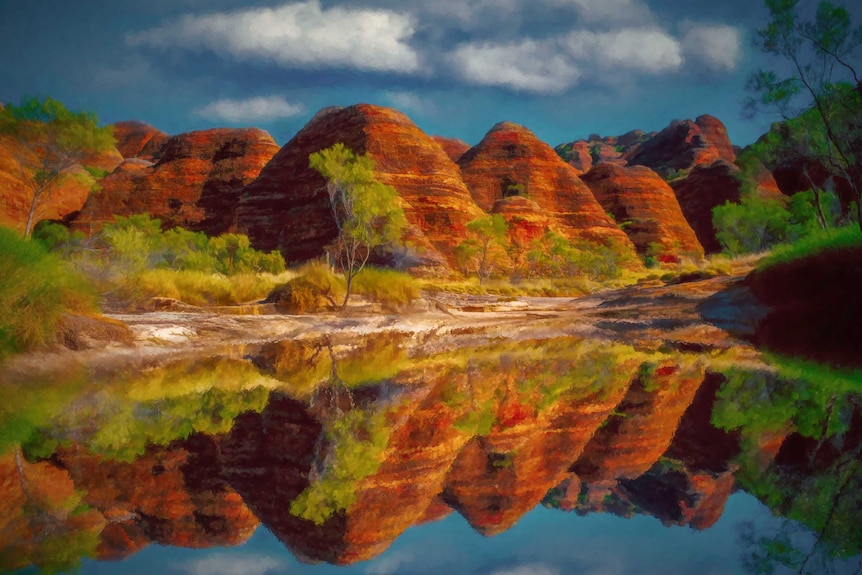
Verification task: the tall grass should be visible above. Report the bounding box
[352,266,420,309]
[757,226,862,270]
[0,227,98,359]
[114,269,285,307]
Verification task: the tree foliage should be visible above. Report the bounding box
[309,143,407,308]
[0,97,115,236]
[746,0,862,229]
[454,214,509,283]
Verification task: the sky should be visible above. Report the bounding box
[0,0,846,149]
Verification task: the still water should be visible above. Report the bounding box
[1,334,860,574]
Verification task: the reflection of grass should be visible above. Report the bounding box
[0,370,89,456]
[335,336,410,387]
[24,358,279,462]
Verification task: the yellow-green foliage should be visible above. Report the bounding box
[758,226,862,270]
[271,261,346,313]
[0,227,98,359]
[26,357,278,462]
[335,335,410,387]
[351,266,420,309]
[126,269,278,306]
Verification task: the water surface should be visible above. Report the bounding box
[2,333,860,574]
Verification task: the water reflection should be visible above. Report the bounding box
[0,334,860,574]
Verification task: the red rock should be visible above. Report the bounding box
[111,121,170,161]
[0,449,106,571]
[581,163,704,258]
[458,122,639,256]
[431,136,471,163]
[671,160,784,253]
[71,128,279,236]
[571,361,705,482]
[0,134,100,232]
[235,104,486,275]
[57,442,259,554]
[628,115,736,178]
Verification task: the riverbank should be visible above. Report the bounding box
[1,270,767,383]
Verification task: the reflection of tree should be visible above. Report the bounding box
[720,357,862,573]
[0,446,103,574]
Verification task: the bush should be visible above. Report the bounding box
[266,262,346,313]
[0,227,97,359]
[352,267,420,309]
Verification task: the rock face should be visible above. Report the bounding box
[72,128,279,235]
[0,134,118,233]
[111,121,170,161]
[458,122,638,253]
[628,115,736,178]
[581,163,704,258]
[431,136,471,163]
[571,361,705,482]
[235,104,486,274]
[555,131,651,173]
[670,160,784,253]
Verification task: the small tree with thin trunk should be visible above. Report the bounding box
[0,97,115,237]
[454,214,509,284]
[309,143,406,309]
[746,0,862,230]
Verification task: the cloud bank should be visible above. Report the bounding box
[128,0,420,73]
[196,95,306,122]
[128,0,742,95]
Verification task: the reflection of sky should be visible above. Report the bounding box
[76,493,788,575]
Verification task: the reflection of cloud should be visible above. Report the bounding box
[489,563,561,575]
[681,23,742,72]
[196,96,305,122]
[365,550,416,575]
[547,0,655,25]
[128,0,420,74]
[450,39,581,93]
[176,553,284,575]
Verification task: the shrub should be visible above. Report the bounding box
[266,262,346,313]
[0,227,97,359]
[352,267,420,309]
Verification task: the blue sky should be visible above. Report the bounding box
[0,0,839,148]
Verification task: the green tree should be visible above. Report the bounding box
[0,97,115,236]
[454,214,509,283]
[746,0,862,230]
[309,143,407,309]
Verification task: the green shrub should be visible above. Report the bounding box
[758,226,862,270]
[0,227,97,359]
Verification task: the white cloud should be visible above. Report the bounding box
[128,0,420,74]
[382,91,436,116]
[450,39,581,93]
[565,28,684,73]
[681,23,742,72]
[196,96,305,122]
[489,563,561,575]
[175,553,284,575]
